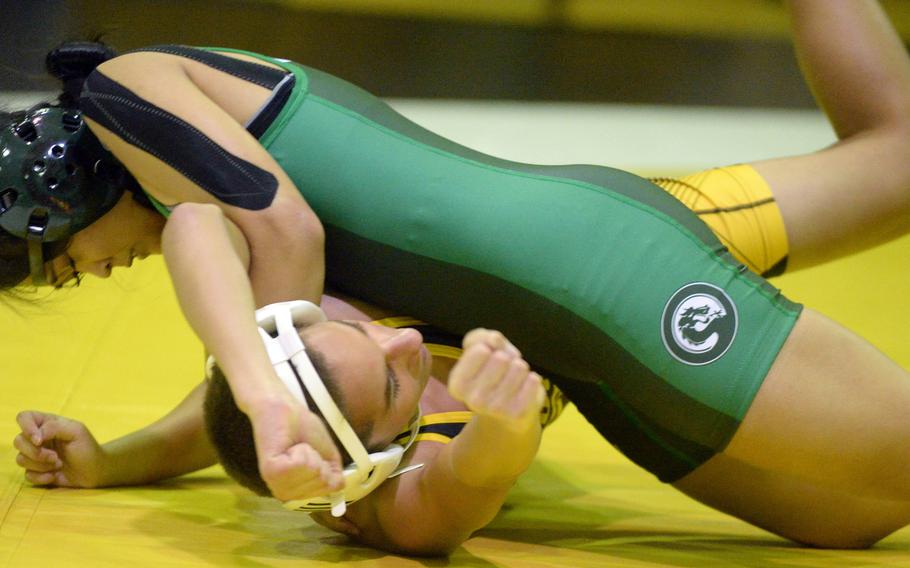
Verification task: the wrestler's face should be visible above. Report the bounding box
[43,192,164,286]
[301,320,431,449]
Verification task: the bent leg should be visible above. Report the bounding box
[674,308,910,546]
[674,453,910,548]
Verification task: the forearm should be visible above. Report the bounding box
[349,418,543,556]
[786,0,910,137]
[98,381,217,486]
[445,414,542,488]
[411,415,542,549]
[161,203,281,411]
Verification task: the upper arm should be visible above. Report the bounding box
[81,49,324,304]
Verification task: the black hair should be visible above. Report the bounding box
[0,41,155,291]
[203,342,374,497]
[45,40,119,110]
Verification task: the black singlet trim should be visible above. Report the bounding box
[693,197,776,215]
[130,45,289,90]
[129,45,296,140]
[420,423,467,439]
[80,71,279,210]
[406,322,462,349]
[246,74,295,139]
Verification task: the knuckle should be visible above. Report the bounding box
[466,343,492,358]
[511,359,530,374]
[488,330,505,344]
[490,351,511,365]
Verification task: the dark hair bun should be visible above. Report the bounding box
[46,41,118,80]
[45,41,118,108]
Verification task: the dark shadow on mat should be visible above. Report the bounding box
[472,462,886,568]
[126,463,893,567]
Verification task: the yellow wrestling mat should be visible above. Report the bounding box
[1,238,908,567]
[0,92,908,564]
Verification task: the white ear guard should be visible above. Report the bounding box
[245,300,421,518]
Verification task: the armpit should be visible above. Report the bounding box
[130,45,296,138]
[79,65,279,210]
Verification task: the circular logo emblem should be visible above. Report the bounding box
[661,282,737,366]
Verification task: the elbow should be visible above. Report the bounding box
[292,206,325,253]
[254,200,325,258]
[880,125,910,188]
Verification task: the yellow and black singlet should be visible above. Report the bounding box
[378,317,569,446]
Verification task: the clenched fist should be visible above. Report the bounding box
[447,328,546,432]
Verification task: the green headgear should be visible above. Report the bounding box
[0,106,124,284]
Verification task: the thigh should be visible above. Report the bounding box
[720,308,910,500]
[752,149,910,270]
[674,452,910,548]
[674,308,910,546]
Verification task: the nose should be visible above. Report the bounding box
[380,327,423,361]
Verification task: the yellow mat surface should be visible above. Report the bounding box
[2,234,910,567]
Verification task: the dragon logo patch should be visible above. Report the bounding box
[661,282,737,366]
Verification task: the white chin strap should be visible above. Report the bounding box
[249,301,421,517]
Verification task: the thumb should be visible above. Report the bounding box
[37,418,79,445]
[16,411,52,445]
[298,412,342,466]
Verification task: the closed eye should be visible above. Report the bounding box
[334,319,400,411]
[388,365,400,401]
[51,255,81,288]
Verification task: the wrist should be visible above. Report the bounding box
[92,444,118,488]
[239,386,296,421]
[474,411,541,436]
[230,372,290,415]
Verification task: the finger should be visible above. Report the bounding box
[484,358,533,417]
[35,418,78,445]
[494,358,532,400]
[24,470,58,486]
[16,452,61,473]
[263,444,340,500]
[297,413,343,470]
[447,343,493,400]
[295,444,344,491]
[532,373,547,408]
[462,349,514,410]
[12,433,58,463]
[516,372,547,414]
[463,329,521,357]
[16,411,51,445]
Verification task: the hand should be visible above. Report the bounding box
[247,393,345,502]
[447,329,546,432]
[13,411,105,488]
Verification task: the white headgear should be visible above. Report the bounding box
[250,301,421,518]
